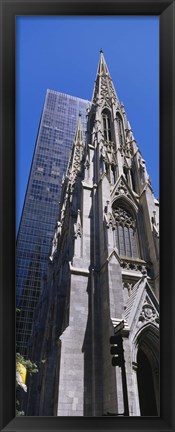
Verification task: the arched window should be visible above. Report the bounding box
[102,111,111,142]
[113,205,139,258]
[116,114,124,147]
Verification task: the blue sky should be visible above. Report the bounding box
[16,16,159,232]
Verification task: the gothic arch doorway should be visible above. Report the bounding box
[137,347,158,416]
[133,323,159,416]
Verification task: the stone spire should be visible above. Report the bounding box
[67,113,84,184]
[58,113,84,226]
[92,49,119,106]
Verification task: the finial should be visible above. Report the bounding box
[79,112,82,117]
[100,48,103,53]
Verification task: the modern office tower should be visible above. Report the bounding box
[16,90,90,356]
[27,51,159,417]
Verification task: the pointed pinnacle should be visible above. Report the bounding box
[91,50,119,105]
[74,113,83,143]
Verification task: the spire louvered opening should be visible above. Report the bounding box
[102,109,112,142]
[89,113,95,145]
[116,113,125,147]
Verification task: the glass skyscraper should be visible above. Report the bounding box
[16,90,90,356]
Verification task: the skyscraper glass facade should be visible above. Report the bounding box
[16,90,90,356]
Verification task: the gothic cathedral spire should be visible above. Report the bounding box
[92,49,119,107]
[27,51,159,418]
[87,50,153,197]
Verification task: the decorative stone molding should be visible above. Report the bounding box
[102,140,118,166]
[104,212,116,229]
[122,281,134,297]
[113,179,129,198]
[81,181,93,190]
[120,259,147,275]
[69,262,89,276]
[110,176,139,211]
[74,210,82,238]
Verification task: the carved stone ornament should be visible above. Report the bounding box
[137,301,159,327]
[113,179,130,199]
[105,212,116,229]
[84,157,90,170]
[122,281,134,296]
[120,260,147,275]
[74,210,82,238]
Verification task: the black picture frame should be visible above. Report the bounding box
[0,1,174,431]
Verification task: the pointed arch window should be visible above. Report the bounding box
[131,167,136,193]
[116,114,125,147]
[113,205,139,258]
[102,112,111,142]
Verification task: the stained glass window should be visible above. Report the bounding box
[114,206,139,258]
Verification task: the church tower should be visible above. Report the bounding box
[27,50,159,417]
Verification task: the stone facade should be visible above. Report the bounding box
[27,51,159,417]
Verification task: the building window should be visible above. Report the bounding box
[102,112,111,142]
[116,115,124,147]
[113,205,139,258]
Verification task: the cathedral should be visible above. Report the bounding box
[27,50,159,417]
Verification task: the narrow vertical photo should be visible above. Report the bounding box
[16,16,159,417]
